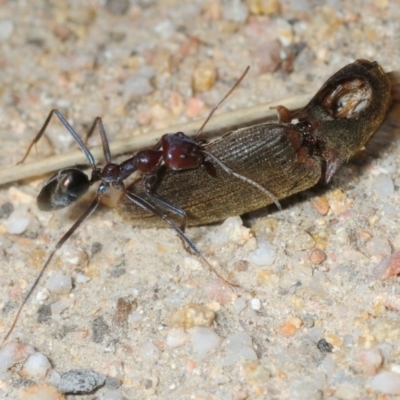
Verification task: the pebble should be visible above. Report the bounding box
[222,0,249,22]
[192,59,217,92]
[309,249,326,265]
[19,383,64,400]
[212,216,252,246]
[0,342,35,373]
[246,0,281,15]
[312,196,330,216]
[368,370,400,394]
[358,347,383,376]
[169,303,215,329]
[248,239,275,266]
[203,278,236,304]
[250,298,261,310]
[222,333,258,366]
[0,19,13,42]
[373,175,394,199]
[373,251,400,279]
[57,369,106,394]
[189,326,222,360]
[22,352,52,380]
[233,297,247,313]
[5,208,31,234]
[50,297,74,316]
[123,71,155,100]
[46,273,72,294]
[166,327,189,348]
[365,237,391,258]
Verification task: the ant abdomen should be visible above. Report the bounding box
[37,168,90,211]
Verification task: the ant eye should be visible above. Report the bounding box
[180,154,187,159]
[37,168,90,211]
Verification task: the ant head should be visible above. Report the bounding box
[37,168,90,211]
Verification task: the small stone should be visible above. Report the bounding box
[222,0,249,22]
[46,273,72,294]
[166,327,189,348]
[377,252,400,279]
[0,20,14,42]
[113,297,136,326]
[373,175,394,199]
[241,360,272,385]
[365,237,391,258]
[0,202,14,219]
[189,327,222,360]
[258,269,279,286]
[317,338,333,353]
[312,196,330,216]
[278,321,297,337]
[222,332,257,366]
[169,303,215,329]
[203,278,236,304]
[359,347,383,376]
[192,59,217,92]
[5,208,31,234]
[92,316,109,343]
[22,352,52,380]
[326,189,352,215]
[233,297,247,313]
[19,383,64,400]
[105,0,130,15]
[50,297,74,316]
[57,369,106,394]
[250,298,261,310]
[0,342,35,372]
[248,239,275,266]
[309,249,326,265]
[368,370,400,394]
[246,0,281,15]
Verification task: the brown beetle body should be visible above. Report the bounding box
[119,60,391,227]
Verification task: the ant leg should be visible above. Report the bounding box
[19,109,96,168]
[124,190,237,287]
[1,186,106,346]
[202,150,282,210]
[143,175,187,231]
[84,116,112,164]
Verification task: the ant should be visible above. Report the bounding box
[2,66,280,345]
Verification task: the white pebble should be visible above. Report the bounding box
[36,288,50,302]
[166,327,189,348]
[123,73,154,99]
[248,239,276,266]
[75,273,91,284]
[22,352,52,380]
[128,310,143,324]
[223,0,249,22]
[0,20,14,42]
[0,342,35,373]
[368,370,400,394]
[154,20,175,39]
[5,209,31,234]
[222,332,258,366]
[50,297,74,315]
[189,327,222,360]
[251,298,261,311]
[373,175,394,199]
[46,273,72,294]
[233,297,247,313]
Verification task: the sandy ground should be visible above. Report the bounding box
[0,1,400,399]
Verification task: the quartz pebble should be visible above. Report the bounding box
[368,370,400,394]
[373,175,394,199]
[192,59,217,92]
[5,208,31,234]
[0,20,13,42]
[359,347,383,376]
[0,342,35,373]
[22,352,52,380]
[189,326,222,360]
[222,0,249,22]
[203,278,236,304]
[46,273,72,294]
[166,327,189,348]
[222,333,258,366]
[248,239,275,266]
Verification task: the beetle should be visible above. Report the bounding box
[119,59,391,227]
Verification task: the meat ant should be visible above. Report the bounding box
[2,66,281,345]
